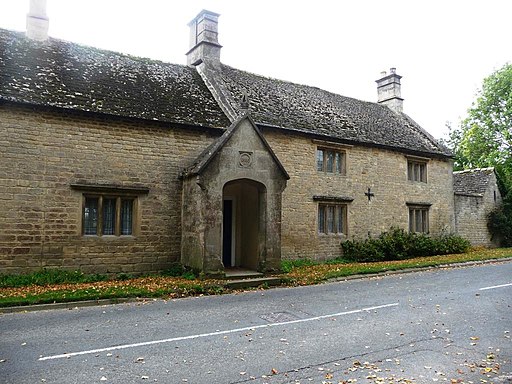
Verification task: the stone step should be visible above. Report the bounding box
[224,277,282,289]
[223,272,263,280]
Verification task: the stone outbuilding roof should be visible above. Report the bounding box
[0,29,230,128]
[0,28,450,158]
[453,167,496,196]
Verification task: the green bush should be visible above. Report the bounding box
[341,227,470,262]
[0,269,107,288]
[488,190,512,247]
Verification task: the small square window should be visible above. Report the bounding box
[407,160,427,182]
[409,206,429,233]
[318,203,347,235]
[317,148,346,175]
[82,195,136,236]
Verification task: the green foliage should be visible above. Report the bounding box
[445,63,512,190]
[0,268,107,288]
[488,190,512,246]
[341,228,471,262]
[161,263,197,279]
[160,263,185,277]
[281,258,317,273]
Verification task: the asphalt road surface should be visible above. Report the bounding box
[1,261,511,383]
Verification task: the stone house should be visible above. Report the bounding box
[454,168,502,247]
[0,9,457,275]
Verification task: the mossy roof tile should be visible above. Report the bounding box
[0,29,230,128]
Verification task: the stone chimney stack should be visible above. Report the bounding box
[376,67,403,113]
[26,0,49,41]
[186,10,222,66]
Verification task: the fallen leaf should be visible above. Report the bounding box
[100,377,107,381]
[271,368,278,375]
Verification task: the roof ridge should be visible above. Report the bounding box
[453,167,495,174]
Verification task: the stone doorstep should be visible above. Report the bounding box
[223,268,264,280]
[224,277,282,290]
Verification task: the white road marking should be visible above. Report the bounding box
[479,283,512,291]
[38,302,399,361]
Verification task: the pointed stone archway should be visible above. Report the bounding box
[180,115,289,276]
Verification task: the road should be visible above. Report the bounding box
[1,261,511,383]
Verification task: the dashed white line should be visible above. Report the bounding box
[38,302,399,361]
[479,282,512,291]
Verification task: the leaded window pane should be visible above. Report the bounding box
[316,149,324,171]
[326,206,335,233]
[336,206,343,233]
[335,153,341,174]
[121,199,133,235]
[318,205,325,233]
[84,197,98,235]
[422,210,428,232]
[102,198,116,235]
[326,151,334,173]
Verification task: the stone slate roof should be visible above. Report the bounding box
[0,29,230,128]
[198,62,451,157]
[0,28,450,158]
[453,167,495,196]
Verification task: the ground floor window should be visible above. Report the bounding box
[318,203,347,235]
[83,195,135,236]
[408,205,429,233]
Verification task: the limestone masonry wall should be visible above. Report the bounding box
[1,104,456,273]
[263,128,455,260]
[454,173,502,247]
[0,104,217,274]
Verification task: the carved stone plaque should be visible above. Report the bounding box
[238,151,253,168]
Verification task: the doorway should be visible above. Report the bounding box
[222,179,266,270]
[222,198,235,267]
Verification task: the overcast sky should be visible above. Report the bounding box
[1,0,510,139]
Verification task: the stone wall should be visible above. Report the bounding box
[454,173,502,247]
[1,103,457,274]
[262,128,455,260]
[0,103,218,274]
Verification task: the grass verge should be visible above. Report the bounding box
[0,247,510,308]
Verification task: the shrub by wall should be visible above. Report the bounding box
[341,228,471,262]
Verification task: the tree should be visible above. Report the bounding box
[447,63,512,190]
[447,63,512,246]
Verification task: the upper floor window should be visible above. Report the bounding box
[83,195,135,236]
[407,159,427,182]
[317,148,346,175]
